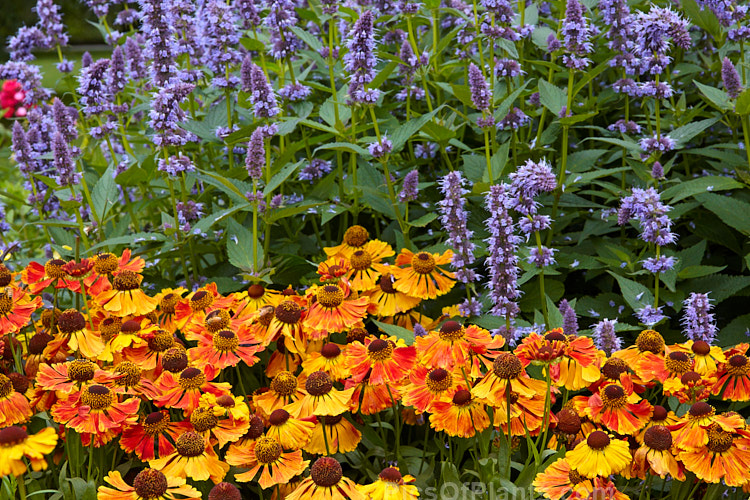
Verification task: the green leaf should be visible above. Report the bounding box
[289,26,323,52]
[370,61,399,90]
[678,265,726,279]
[389,106,442,153]
[85,233,167,254]
[408,213,438,227]
[372,319,414,345]
[661,176,743,203]
[265,161,302,194]
[225,218,263,272]
[314,142,369,156]
[696,193,750,235]
[197,170,252,203]
[608,271,654,312]
[558,111,597,126]
[538,79,566,116]
[494,80,530,118]
[92,166,117,221]
[694,80,731,111]
[669,117,720,146]
[685,274,750,303]
[736,88,750,115]
[682,0,721,39]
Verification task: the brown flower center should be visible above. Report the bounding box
[205,309,231,333]
[643,425,672,451]
[143,411,170,436]
[706,425,734,453]
[586,431,611,451]
[652,405,668,422]
[306,371,334,396]
[411,252,436,274]
[213,330,239,352]
[692,341,711,356]
[178,367,206,390]
[635,330,665,354]
[0,426,27,446]
[311,457,343,487]
[68,359,96,382]
[321,343,341,359]
[191,407,219,432]
[274,301,302,324]
[452,389,472,406]
[317,285,345,308]
[100,317,122,341]
[254,436,282,464]
[556,408,581,435]
[57,309,86,333]
[175,432,205,457]
[80,385,113,410]
[379,467,403,483]
[160,293,179,314]
[368,339,393,362]
[727,354,750,376]
[28,332,53,355]
[269,409,290,426]
[190,290,214,311]
[665,351,691,375]
[44,259,67,279]
[425,368,452,393]
[544,329,567,342]
[247,284,266,299]
[209,482,242,500]
[247,415,265,439]
[688,401,714,419]
[0,374,12,399]
[257,305,275,326]
[343,226,369,247]
[493,353,523,379]
[681,371,701,385]
[0,265,11,287]
[114,361,142,387]
[347,327,368,344]
[601,384,628,409]
[120,320,141,334]
[378,274,397,293]
[113,271,140,291]
[270,371,298,396]
[162,348,188,373]
[94,253,118,274]
[133,469,169,499]
[350,250,373,271]
[568,469,585,485]
[9,373,29,394]
[322,414,344,426]
[148,330,174,352]
[439,321,465,341]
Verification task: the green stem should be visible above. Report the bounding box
[654,245,660,308]
[17,474,27,500]
[386,385,401,460]
[741,114,750,170]
[484,127,493,183]
[535,228,550,327]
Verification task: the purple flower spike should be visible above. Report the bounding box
[468,63,491,111]
[682,293,717,344]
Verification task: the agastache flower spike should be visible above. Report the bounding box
[344,10,379,102]
[245,128,266,181]
[559,299,578,336]
[592,318,621,355]
[138,0,177,86]
[249,64,280,118]
[468,63,491,111]
[51,132,79,187]
[682,293,717,344]
[77,58,111,115]
[52,98,77,142]
[124,38,146,80]
[561,0,594,69]
[722,57,744,98]
[398,170,419,202]
[484,183,521,320]
[438,171,477,283]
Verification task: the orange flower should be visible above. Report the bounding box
[346,336,416,386]
[110,361,161,400]
[533,458,593,500]
[471,352,547,406]
[0,425,58,477]
[266,298,308,354]
[226,436,309,489]
[0,373,33,427]
[51,384,139,446]
[98,468,201,500]
[46,309,104,359]
[362,273,421,317]
[189,405,249,448]
[155,366,232,415]
[345,378,400,415]
[95,271,158,317]
[612,329,665,383]
[342,240,394,292]
[172,283,234,331]
[712,344,750,401]
[120,410,192,461]
[304,283,369,334]
[358,467,419,500]
[584,379,653,434]
[565,431,631,478]
[0,286,42,336]
[662,370,714,403]
[302,342,350,381]
[669,401,744,451]
[150,431,229,484]
[317,256,351,282]
[639,349,694,384]
[401,366,459,413]
[35,358,115,394]
[254,371,307,416]
[265,408,315,450]
[286,457,365,500]
[393,248,455,299]
[266,339,302,378]
[242,283,282,313]
[670,339,725,376]
[636,405,679,443]
[22,259,80,294]
[416,321,504,371]
[678,423,750,486]
[286,371,355,419]
[568,478,630,500]
[323,225,371,259]
[493,392,547,437]
[304,413,361,455]
[187,324,262,370]
[154,287,187,333]
[633,425,684,480]
[122,328,176,371]
[430,388,490,438]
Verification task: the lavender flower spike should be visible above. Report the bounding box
[722,57,744,98]
[344,10,379,103]
[249,64,280,118]
[592,318,621,355]
[438,171,477,283]
[246,128,266,181]
[51,132,79,187]
[559,299,578,336]
[468,63,491,111]
[484,183,521,319]
[682,292,717,343]
[398,170,419,202]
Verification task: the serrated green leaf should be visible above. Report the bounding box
[225,218,263,272]
[92,166,117,221]
[670,117,720,146]
[558,111,597,126]
[678,265,726,279]
[694,80,731,111]
[265,161,301,194]
[390,106,442,153]
[608,271,654,312]
[314,142,369,156]
[661,176,743,203]
[538,79,566,116]
[737,88,750,115]
[696,192,750,235]
[289,26,323,52]
[408,213,437,227]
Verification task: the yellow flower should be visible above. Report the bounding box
[565,431,631,478]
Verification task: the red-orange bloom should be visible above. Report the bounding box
[346,336,416,386]
[22,259,80,294]
[401,366,459,413]
[0,286,42,336]
[430,388,490,438]
[0,373,33,427]
[188,324,262,370]
[226,436,309,489]
[712,344,750,401]
[304,283,369,335]
[416,321,504,372]
[393,249,455,299]
[583,379,653,435]
[120,410,192,461]
[155,366,231,415]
